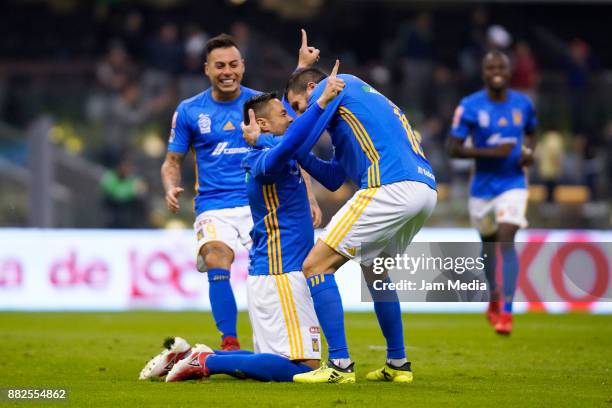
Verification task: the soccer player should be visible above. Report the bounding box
[447,50,537,335]
[279,66,438,383]
[160,63,346,383]
[160,32,320,351]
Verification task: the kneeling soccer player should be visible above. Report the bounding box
[140,62,345,383]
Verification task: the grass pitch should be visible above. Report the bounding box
[0,312,610,407]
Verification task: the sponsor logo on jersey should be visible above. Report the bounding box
[211,142,249,156]
[223,121,236,131]
[198,114,211,134]
[512,109,523,126]
[498,117,508,127]
[417,166,436,181]
[478,110,490,128]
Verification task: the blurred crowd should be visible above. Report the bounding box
[0,2,610,228]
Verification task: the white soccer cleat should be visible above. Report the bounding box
[165,344,214,382]
[139,337,193,380]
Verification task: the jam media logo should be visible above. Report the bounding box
[0,258,23,288]
[48,251,109,289]
[130,250,200,299]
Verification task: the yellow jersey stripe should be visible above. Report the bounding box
[324,189,371,248]
[270,185,283,274]
[277,274,301,359]
[328,188,377,249]
[262,185,278,275]
[263,185,281,275]
[324,188,372,249]
[280,273,304,359]
[338,112,377,187]
[339,108,381,187]
[274,275,297,359]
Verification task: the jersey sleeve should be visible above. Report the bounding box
[298,153,346,191]
[524,98,537,134]
[167,103,192,154]
[450,101,475,140]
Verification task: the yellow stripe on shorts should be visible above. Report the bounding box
[324,188,377,250]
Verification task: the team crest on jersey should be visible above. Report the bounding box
[478,110,490,128]
[198,114,211,134]
[512,109,523,126]
[311,337,320,353]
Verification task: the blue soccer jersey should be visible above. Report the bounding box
[240,101,333,276]
[167,86,260,214]
[450,89,537,198]
[307,74,437,191]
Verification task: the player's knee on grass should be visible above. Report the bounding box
[200,242,234,270]
[302,240,346,278]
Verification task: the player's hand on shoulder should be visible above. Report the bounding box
[297,29,320,69]
[165,186,184,213]
[317,60,345,109]
[241,108,261,146]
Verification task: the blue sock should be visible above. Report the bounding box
[367,276,406,359]
[307,274,349,359]
[481,237,498,298]
[207,268,238,339]
[205,353,312,382]
[213,350,254,355]
[501,246,519,313]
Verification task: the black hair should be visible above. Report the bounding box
[482,49,510,65]
[284,67,327,99]
[243,92,278,125]
[205,33,239,56]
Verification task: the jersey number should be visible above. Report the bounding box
[393,108,425,158]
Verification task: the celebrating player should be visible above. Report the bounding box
[447,50,537,335]
[278,64,438,383]
[157,62,345,383]
[160,32,320,351]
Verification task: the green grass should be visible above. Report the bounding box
[0,312,610,407]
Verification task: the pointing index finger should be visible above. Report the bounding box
[301,29,308,48]
[248,108,256,125]
[330,59,340,78]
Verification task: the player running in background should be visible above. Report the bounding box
[160,32,320,351]
[280,66,437,383]
[158,63,345,383]
[447,50,537,335]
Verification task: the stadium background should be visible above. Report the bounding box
[0,0,610,313]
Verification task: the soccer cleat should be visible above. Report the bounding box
[366,362,413,383]
[165,344,214,382]
[293,360,355,384]
[220,336,241,351]
[486,300,501,326]
[139,337,192,380]
[495,312,513,335]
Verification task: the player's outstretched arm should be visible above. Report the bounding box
[300,168,323,227]
[297,29,320,69]
[447,137,515,159]
[298,153,347,192]
[161,152,185,213]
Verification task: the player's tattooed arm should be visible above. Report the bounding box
[161,152,185,213]
[297,29,320,69]
[300,167,322,228]
[447,137,515,159]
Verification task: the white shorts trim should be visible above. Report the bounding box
[321,180,437,265]
[468,188,528,236]
[194,206,253,272]
[247,271,321,361]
